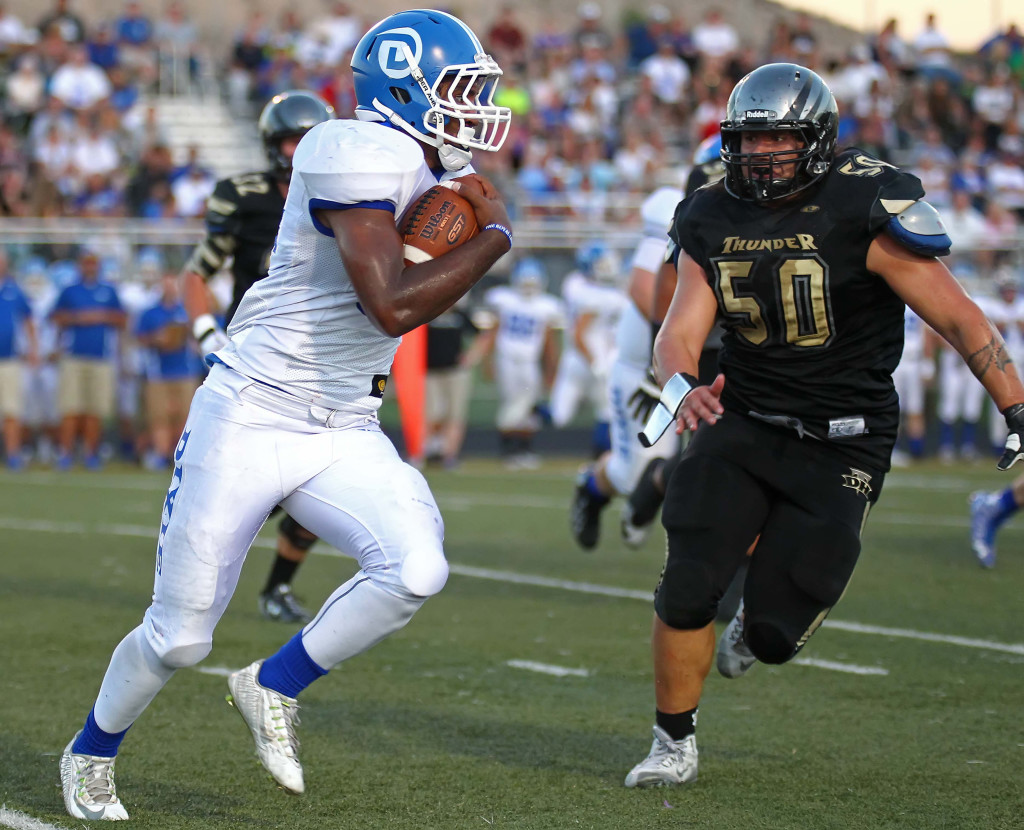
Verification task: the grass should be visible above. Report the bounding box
[1,456,1022,829]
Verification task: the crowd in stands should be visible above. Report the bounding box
[0,1,1022,469]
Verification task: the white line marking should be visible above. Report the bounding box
[792,658,889,675]
[2,516,1022,656]
[506,660,590,677]
[0,807,63,830]
[194,666,237,678]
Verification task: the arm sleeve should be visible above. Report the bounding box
[185,178,242,278]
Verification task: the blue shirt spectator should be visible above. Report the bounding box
[0,275,32,359]
[115,2,153,46]
[50,252,125,359]
[135,298,193,380]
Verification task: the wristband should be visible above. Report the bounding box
[638,372,700,448]
[192,313,219,342]
[482,223,513,249]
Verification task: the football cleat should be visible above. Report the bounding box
[570,469,608,550]
[259,584,312,623]
[968,491,999,569]
[624,726,698,788]
[717,599,757,678]
[619,502,649,549]
[60,732,129,821]
[227,661,305,794]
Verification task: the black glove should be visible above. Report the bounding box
[998,403,1024,470]
[628,367,661,422]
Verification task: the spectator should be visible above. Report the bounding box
[114,0,155,83]
[487,5,527,70]
[912,13,954,80]
[972,64,1017,151]
[70,111,121,185]
[36,0,84,44]
[422,298,488,469]
[154,0,199,94]
[986,148,1024,220]
[49,44,112,111]
[33,123,75,196]
[789,13,819,66]
[306,1,360,67]
[4,54,45,134]
[0,249,38,469]
[572,2,614,55]
[640,37,691,113]
[691,7,739,75]
[942,189,988,265]
[873,17,912,76]
[49,249,126,469]
[134,270,196,469]
[0,3,35,55]
[171,162,215,217]
[86,22,119,71]
[624,5,671,68]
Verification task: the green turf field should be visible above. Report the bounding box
[1,458,1021,829]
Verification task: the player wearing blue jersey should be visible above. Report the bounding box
[60,10,513,820]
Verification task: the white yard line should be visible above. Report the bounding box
[0,807,63,830]
[506,660,590,677]
[3,515,1023,656]
[791,657,889,675]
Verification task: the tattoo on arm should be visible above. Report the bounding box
[967,335,1014,380]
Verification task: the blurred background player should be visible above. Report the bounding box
[49,249,126,470]
[0,248,37,470]
[181,89,334,623]
[891,306,936,466]
[979,268,1024,454]
[550,240,627,456]
[570,186,679,548]
[479,258,562,468]
[20,258,60,466]
[970,470,1024,568]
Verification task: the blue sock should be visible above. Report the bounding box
[591,421,611,454]
[72,708,130,757]
[993,488,1019,528]
[961,421,977,451]
[585,471,609,503]
[257,632,328,699]
[938,422,954,451]
[908,436,925,458]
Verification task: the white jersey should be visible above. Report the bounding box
[561,272,627,374]
[616,234,669,369]
[485,286,563,362]
[901,305,927,361]
[218,119,464,419]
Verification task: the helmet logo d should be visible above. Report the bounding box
[378,28,423,79]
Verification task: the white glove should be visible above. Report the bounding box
[193,314,229,357]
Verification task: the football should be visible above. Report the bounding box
[398,183,479,266]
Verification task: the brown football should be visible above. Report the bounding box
[398,184,479,266]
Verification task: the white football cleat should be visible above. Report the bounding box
[60,732,129,821]
[717,599,757,679]
[624,725,698,788]
[227,660,305,794]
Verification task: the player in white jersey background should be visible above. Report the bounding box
[569,187,680,549]
[891,305,936,466]
[549,241,628,456]
[479,257,563,469]
[60,9,514,821]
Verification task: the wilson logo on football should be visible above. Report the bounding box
[447,215,466,244]
[417,201,457,241]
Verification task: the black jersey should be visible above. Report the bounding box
[185,170,285,325]
[670,148,926,469]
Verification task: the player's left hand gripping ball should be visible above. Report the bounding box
[399,183,479,266]
[998,403,1024,470]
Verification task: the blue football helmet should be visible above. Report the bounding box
[511,257,547,295]
[693,133,723,166]
[575,241,620,285]
[351,10,512,171]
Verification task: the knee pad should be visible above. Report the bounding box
[278,514,318,551]
[398,548,449,598]
[654,557,717,630]
[744,617,797,665]
[159,641,213,669]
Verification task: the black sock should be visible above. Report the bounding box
[628,458,666,527]
[263,555,300,595]
[656,707,698,741]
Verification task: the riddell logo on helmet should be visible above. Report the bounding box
[744,109,778,119]
[378,28,422,79]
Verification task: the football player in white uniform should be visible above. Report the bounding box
[480,257,563,468]
[549,241,628,455]
[570,187,680,548]
[891,306,936,466]
[60,10,513,821]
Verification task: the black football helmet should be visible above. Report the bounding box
[258,90,335,179]
[720,63,838,203]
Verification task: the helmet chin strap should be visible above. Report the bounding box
[364,98,474,171]
[438,144,472,171]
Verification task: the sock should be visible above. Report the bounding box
[73,707,130,757]
[628,458,668,527]
[585,470,610,503]
[938,421,954,451]
[908,436,924,458]
[258,632,328,699]
[591,421,611,456]
[961,421,977,451]
[263,555,301,595]
[656,707,698,741]
[993,488,1019,528]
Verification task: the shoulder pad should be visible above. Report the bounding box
[885,200,952,257]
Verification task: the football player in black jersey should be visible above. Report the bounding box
[182,90,334,623]
[624,63,1024,789]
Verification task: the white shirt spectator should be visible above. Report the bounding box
[5,55,45,115]
[913,16,952,68]
[986,157,1024,211]
[171,169,216,217]
[640,44,690,105]
[70,130,120,178]
[692,11,738,59]
[50,54,112,109]
[972,72,1016,127]
[941,193,988,252]
[0,6,35,47]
